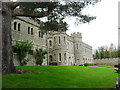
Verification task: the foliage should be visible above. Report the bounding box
[3,66,117,88]
[16,1,101,32]
[93,43,119,59]
[84,63,96,66]
[34,48,47,66]
[40,20,68,32]
[23,58,30,65]
[12,40,33,66]
[114,65,120,73]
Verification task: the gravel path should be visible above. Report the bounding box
[88,66,117,69]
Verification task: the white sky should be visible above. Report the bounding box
[66,0,119,51]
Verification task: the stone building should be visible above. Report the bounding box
[11,17,47,66]
[11,17,93,66]
[47,31,93,65]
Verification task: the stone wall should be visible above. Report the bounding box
[12,17,47,66]
[94,58,119,66]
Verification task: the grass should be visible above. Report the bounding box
[0,75,2,89]
[3,66,118,88]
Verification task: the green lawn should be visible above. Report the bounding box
[3,66,118,88]
[0,75,2,89]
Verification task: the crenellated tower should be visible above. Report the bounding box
[71,32,83,65]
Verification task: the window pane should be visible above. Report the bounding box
[28,27,30,34]
[39,31,41,37]
[49,40,52,47]
[31,28,33,35]
[76,44,78,49]
[59,53,61,61]
[54,37,56,44]
[59,36,60,44]
[18,23,20,31]
[49,55,52,62]
[64,53,66,61]
[64,37,65,44]
[14,22,17,30]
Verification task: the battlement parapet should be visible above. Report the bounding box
[71,32,82,38]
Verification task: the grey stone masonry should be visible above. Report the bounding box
[11,17,47,66]
[12,17,93,66]
[94,58,118,66]
[47,31,93,65]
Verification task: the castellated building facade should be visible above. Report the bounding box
[47,32,93,65]
[11,17,94,66]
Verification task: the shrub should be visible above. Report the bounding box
[114,65,120,69]
[23,58,29,65]
[34,48,47,66]
[12,40,33,66]
[84,63,95,66]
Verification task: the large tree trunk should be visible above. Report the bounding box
[2,2,16,74]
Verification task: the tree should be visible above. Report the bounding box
[109,43,114,58]
[99,47,105,59]
[118,45,120,58]
[34,48,47,66]
[94,50,99,59]
[12,40,33,66]
[1,1,100,74]
[104,49,109,58]
[113,47,118,58]
[94,44,119,59]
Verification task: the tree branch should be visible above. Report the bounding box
[12,8,50,18]
[9,2,19,10]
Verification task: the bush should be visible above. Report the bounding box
[84,63,95,66]
[114,65,120,69]
[79,65,84,66]
[34,48,47,66]
[23,58,29,65]
[12,40,33,66]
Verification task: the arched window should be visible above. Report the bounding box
[14,22,17,30]
[18,23,20,31]
[59,53,61,61]
[39,31,41,37]
[31,28,33,35]
[59,36,60,44]
[49,40,52,47]
[28,27,30,34]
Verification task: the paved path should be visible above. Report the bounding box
[88,66,117,69]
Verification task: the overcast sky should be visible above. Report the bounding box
[65,0,119,51]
